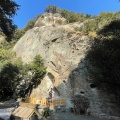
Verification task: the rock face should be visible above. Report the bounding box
[13,14,120,116]
[34,13,67,27]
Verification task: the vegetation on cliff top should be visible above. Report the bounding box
[14,6,120,40]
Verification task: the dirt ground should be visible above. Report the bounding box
[42,111,116,120]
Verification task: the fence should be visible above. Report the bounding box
[21,98,66,108]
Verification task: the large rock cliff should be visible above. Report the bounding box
[13,13,120,116]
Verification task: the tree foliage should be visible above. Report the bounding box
[0,43,15,70]
[24,15,41,31]
[31,55,46,81]
[13,55,46,98]
[0,63,20,98]
[60,10,82,23]
[45,5,58,14]
[83,12,117,33]
[0,0,19,41]
[24,20,36,31]
[86,20,120,98]
[0,54,46,99]
[13,29,25,40]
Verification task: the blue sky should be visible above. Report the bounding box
[13,0,120,28]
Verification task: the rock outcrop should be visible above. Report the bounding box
[34,13,67,27]
[13,13,120,116]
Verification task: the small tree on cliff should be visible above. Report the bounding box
[45,5,58,14]
[31,55,46,83]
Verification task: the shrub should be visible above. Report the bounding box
[13,29,25,41]
[43,109,51,118]
[24,19,36,31]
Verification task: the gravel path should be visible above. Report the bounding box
[0,108,14,120]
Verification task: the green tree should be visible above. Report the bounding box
[13,29,25,41]
[13,55,46,98]
[84,19,98,33]
[24,14,41,31]
[68,11,80,23]
[31,55,46,81]
[60,9,85,23]
[0,0,19,41]
[0,63,20,97]
[60,9,69,22]
[45,5,58,14]
[13,57,30,75]
[24,19,36,31]
[86,14,91,19]
[0,43,15,70]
